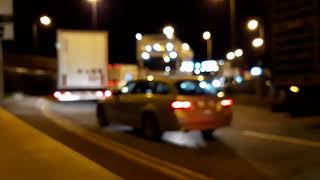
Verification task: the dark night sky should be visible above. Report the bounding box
[12,0,266,64]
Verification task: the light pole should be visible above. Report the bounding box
[88,0,98,29]
[33,15,52,52]
[203,31,212,60]
[229,0,236,49]
[247,18,265,48]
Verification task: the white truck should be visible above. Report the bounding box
[54,30,110,101]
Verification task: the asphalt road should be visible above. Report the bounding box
[3,96,320,180]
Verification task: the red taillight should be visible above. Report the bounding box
[53,91,62,98]
[104,90,112,97]
[171,101,192,109]
[220,99,233,107]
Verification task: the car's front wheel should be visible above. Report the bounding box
[141,113,162,141]
[96,104,109,127]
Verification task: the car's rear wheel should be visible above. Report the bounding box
[141,113,162,141]
[201,130,215,140]
[96,104,109,127]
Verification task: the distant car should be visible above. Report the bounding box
[96,77,233,140]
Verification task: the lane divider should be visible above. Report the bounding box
[40,99,214,180]
[242,130,320,148]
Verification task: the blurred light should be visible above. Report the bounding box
[266,80,271,87]
[235,49,243,57]
[153,43,162,51]
[54,91,62,98]
[166,42,174,51]
[165,66,171,72]
[145,45,152,52]
[221,99,233,107]
[195,62,201,69]
[182,43,190,51]
[169,51,178,59]
[96,91,104,97]
[199,81,207,89]
[135,33,143,40]
[171,101,192,109]
[203,31,211,40]
[88,0,98,2]
[194,69,201,75]
[217,92,225,98]
[290,86,300,93]
[40,16,51,26]
[147,75,154,81]
[201,60,219,72]
[163,55,170,63]
[252,38,264,48]
[180,61,194,72]
[212,79,221,88]
[141,52,150,60]
[65,91,72,96]
[226,52,236,60]
[198,75,205,81]
[247,19,259,31]
[218,60,224,65]
[250,67,263,76]
[235,76,243,84]
[104,90,112,97]
[163,26,175,39]
[122,87,129,93]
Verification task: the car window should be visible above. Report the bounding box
[176,80,218,95]
[121,81,136,94]
[131,81,154,94]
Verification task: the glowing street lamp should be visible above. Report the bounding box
[235,49,243,57]
[163,26,175,39]
[203,31,212,60]
[226,52,235,60]
[252,38,264,48]
[135,33,143,40]
[40,16,51,26]
[87,0,99,29]
[247,19,259,31]
[33,15,52,52]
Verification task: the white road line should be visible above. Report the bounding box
[40,99,214,180]
[242,130,320,148]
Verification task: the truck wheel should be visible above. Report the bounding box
[201,130,215,140]
[97,104,109,127]
[141,113,162,141]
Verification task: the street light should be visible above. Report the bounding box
[252,38,264,48]
[163,26,175,39]
[87,0,98,29]
[203,31,212,60]
[247,19,259,31]
[182,43,190,51]
[235,49,243,57]
[40,16,51,26]
[135,33,143,40]
[226,52,235,60]
[33,15,52,52]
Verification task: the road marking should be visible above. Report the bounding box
[40,99,214,180]
[242,130,320,148]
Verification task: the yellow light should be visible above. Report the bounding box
[247,19,259,31]
[40,16,51,26]
[147,75,154,81]
[88,0,98,2]
[198,75,205,81]
[182,43,190,51]
[252,38,264,48]
[290,86,300,93]
[217,92,225,98]
[203,31,211,40]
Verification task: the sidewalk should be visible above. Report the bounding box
[0,107,122,180]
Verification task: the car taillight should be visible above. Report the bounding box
[171,101,192,109]
[104,90,112,97]
[53,91,62,98]
[220,99,233,107]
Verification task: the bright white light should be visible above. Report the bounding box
[96,91,104,97]
[235,49,243,57]
[40,16,51,26]
[195,62,201,69]
[166,42,174,51]
[217,92,225,98]
[169,51,178,59]
[54,91,62,98]
[180,61,194,72]
[135,33,143,40]
[163,55,170,63]
[199,81,207,89]
[226,52,236,60]
[235,76,243,84]
[121,87,129,93]
[163,26,175,39]
[147,75,154,81]
[201,60,219,72]
[198,75,205,81]
[145,45,152,52]
[252,38,264,48]
[247,19,259,31]
[153,43,162,51]
[141,52,150,60]
[203,31,211,40]
[58,92,81,102]
[212,80,221,88]
[104,90,112,97]
[250,67,263,76]
[194,69,201,75]
[165,66,171,72]
[182,43,190,51]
